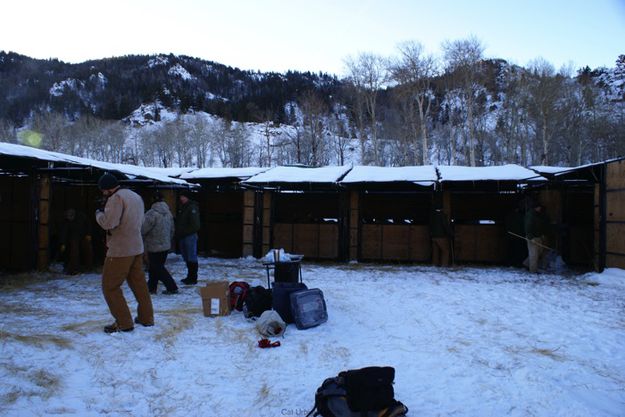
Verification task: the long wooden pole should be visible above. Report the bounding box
[507,231,555,252]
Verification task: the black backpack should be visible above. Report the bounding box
[306,367,408,417]
[242,286,272,318]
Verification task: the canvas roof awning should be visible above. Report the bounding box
[437,164,546,182]
[143,167,198,178]
[180,167,268,181]
[340,165,438,184]
[243,165,353,189]
[0,142,191,185]
[528,160,619,182]
[340,165,438,189]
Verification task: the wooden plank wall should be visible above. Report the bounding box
[454,224,506,263]
[360,225,430,261]
[273,223,339,259]
[605,159,625,269]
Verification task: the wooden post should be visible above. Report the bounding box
[349,191,359,260]
[242,190,255,257]
[37,174,50,271]
[262,191,272,255]
[594,182,601,271]
[160,189,177,214]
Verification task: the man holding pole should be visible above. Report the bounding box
[524,203,550,273]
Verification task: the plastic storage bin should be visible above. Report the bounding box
[289,288,328,330]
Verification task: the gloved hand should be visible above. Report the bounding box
[59,244,66,253]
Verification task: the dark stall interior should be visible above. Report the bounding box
[197,191,244,258]
[450,191,522,264]
[0,174,37,271]
[358,191,432,261]
[271,192,344,260]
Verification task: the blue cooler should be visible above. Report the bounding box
[272,282,307,324]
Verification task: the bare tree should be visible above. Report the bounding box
[216,120,252,167]
[327,111,352,166]
[524,58,564,165]
[31,111,68,152]
[298,91,329,167]
[442,36,484,166]
[344,53,389,165]
[495,73,533,165]
[187,114,213,168]
[389,41,438,164]
[258,110,281,167]
[0,119,16,143]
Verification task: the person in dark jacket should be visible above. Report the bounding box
[429,207,453,267]
[523,203,550,273]
[142,192,178,295]
[176,190,201,285]
[58,208,93,275]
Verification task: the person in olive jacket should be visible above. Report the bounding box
[523,203,550,273]
[429,207,453,267]
[176,190,201,285]
[142,192,178,294]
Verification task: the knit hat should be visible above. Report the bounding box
[151,191,164,203]
[179,189,193,199]
[98,173,119,190]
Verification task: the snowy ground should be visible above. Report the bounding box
[1,257,624,417]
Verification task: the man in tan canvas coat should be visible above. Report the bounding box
[95,173,154,333]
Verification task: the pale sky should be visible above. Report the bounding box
[2,0,624,76]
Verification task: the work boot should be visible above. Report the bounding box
[104,323,134,333]
[134,317,154,327]
[181,262,198,285]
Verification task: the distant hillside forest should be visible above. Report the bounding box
[1,40,624,168]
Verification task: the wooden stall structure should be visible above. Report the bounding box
[603,158,625,269]
[529,164,599,269]
[437,165,546,265]
[339,166,437,262]
[179,167,267,258]
[242,166,352,261]
[0,142,192,273]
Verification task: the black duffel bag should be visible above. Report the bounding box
[306,366,407,417]
[340,366,395,412]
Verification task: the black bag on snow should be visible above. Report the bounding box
[306,367,408,417]
[242,286,272,318]
[340,367,395,412]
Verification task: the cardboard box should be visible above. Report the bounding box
[199,281,230,317]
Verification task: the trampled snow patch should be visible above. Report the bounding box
[0,258,624,417]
